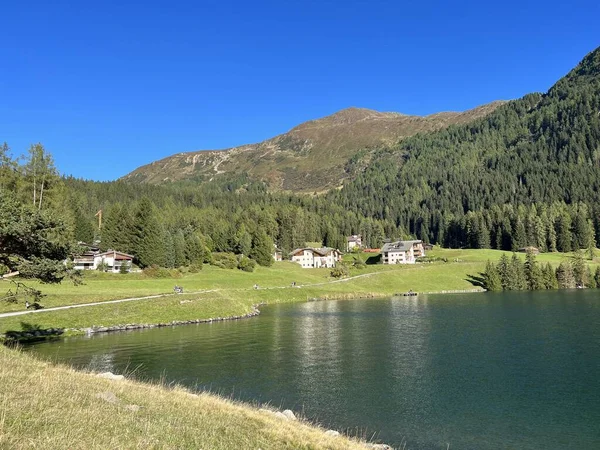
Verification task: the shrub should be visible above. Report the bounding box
[352,256,366,269]
[210,252,238,270]
[330,263,349,279]
[142,265,181,278]
[237,255,256,272]
[188,263,203,273]
[119,262,131,274]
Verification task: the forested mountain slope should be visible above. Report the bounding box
[331,46,600,248]
[122,103,502,192]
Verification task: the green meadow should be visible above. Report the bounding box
[1,248,596,334]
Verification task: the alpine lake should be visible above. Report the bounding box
[23,290,600,449]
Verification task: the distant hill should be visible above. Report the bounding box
[122,102,504,192]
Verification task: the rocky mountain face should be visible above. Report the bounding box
[122,102,504,192]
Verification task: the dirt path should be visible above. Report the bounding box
[0,272,383,319]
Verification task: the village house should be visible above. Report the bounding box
[381,240,425,265]
[346,234,362,252]
[289,247,343,268]
[71,247,134,273]
[273,245,283,262]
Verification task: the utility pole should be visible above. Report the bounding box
[95,209,103,229]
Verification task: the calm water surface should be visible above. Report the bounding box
[24,291,600,449]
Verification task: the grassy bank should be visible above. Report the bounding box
[1,248,595,334]
[0,346,369,449]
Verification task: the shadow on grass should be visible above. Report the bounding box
[365,254,381,265]
[466,273,486,288]
[2,322,65,346]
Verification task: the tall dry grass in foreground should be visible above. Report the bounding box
[0,347,368,449]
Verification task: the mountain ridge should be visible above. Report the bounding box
[123,102,505,191]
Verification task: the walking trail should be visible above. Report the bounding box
[0,272,381,319]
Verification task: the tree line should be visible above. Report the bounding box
[481,250,600,292]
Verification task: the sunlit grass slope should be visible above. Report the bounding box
[0,347,366,450]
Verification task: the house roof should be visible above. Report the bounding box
[96,250,134,260]
[347,235,362,242]
[289,247,341,257]
[381,240,422,252]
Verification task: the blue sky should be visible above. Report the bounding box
[1,1,598,181]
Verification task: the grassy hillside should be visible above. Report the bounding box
[123,104,503,192]
[0,346,368,450]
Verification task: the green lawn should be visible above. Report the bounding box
[1,248,596,334]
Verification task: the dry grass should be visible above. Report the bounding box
[0,346,368,449]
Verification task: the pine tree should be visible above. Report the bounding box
[185,233,208,266]
[586,267,596,288]
[173,230,187,267]
[524,250,544,290]
[234,224,252,256]
[510,253,527,290]
[101,203,134,253]
[483,260,502,291]
[542,263,558,289]
[249,229,274,266]
[131,198,165,268]
[556,262,576,289]
[512,217,527,250]
[572,250,587,287]
[594,266,600,287]
[497,253,512,290]
[163,232,175,268]
[556,214,572,252]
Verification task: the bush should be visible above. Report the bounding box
[119,262,131,274]
[237,255,256,272]
[352,256,366,269]
[142,265,181,278]
[210,252,238,270]
[330,263,349,279]
[188,263,203,273]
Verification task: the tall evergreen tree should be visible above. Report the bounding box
[497,253,512,290]
[249,229,274,267]
[556,262,576,289]
[542,263,558,290]
[483,260,502,291]
[524,250,544,290]
[510,253,527,290]
[131,198,165,268]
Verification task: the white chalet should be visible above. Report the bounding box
[346,234,362,251]
[289,247,342,268]
[381,240,425,265]
[72,250,134,273]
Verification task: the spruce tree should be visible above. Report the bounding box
[586,267,596,288]
[524,250,544,290]
[510,253,527,290]
[542,263,558,290]
[556,262,576,289]
[483,260,502,291]
[131,198,165,268]
[234,224,252,256]
[556,214,572,252]
[249,229,274,267]
[595,266,600,287]
[173,230,187,267]
[572,250,587,287]
[497,253,511,290]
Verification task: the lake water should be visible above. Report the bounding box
[23,291,600,449]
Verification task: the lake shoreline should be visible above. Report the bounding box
[2,288,485,343]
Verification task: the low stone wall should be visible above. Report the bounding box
[82,305,262,335]
[1,304,263,344]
